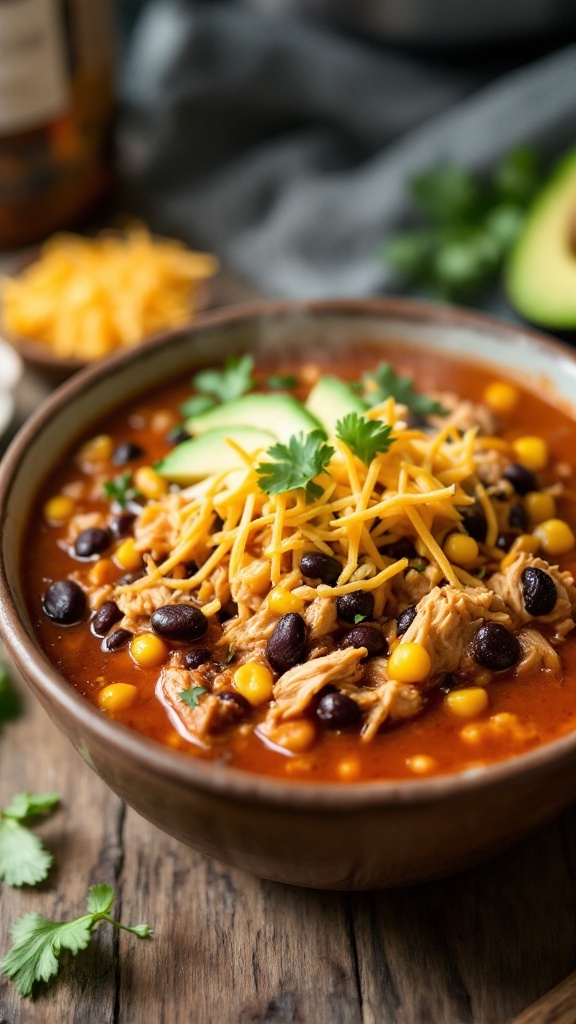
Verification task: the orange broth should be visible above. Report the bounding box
[23,344,576,782]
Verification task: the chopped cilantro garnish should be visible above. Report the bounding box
[2,884,151,998]
[335,413,395,465]
[362,363,448,417]
[179,394,217,418]
[102,473,142,509]
[192,354,255,403]
[256,431,335,502]
[353,613,368,624]
[0,792,60,888]
[265,373,298,390]
[180,686,208,708]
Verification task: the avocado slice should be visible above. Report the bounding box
[185,393,323,443]
[157,425,276,485]
[305,376,368,437]
[507,146,576,328]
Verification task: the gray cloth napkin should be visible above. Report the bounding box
[119,1,576,303]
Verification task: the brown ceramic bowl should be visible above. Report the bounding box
[2,298,576,890]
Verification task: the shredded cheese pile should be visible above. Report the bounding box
[1,227,219,360]
[119,399,505,618]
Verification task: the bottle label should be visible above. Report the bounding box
[0,0,70,134]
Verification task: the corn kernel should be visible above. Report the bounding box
[510,533,540,555]
[130,633,169,669]
[443,533,479,567]
[270,719,317,753]
[407,754,437,775]
[115,538,143,571]
[88,558,116,587]
[43,495,75,522]
[337,756,361,781]
[79,434,114,463]
[133,465,168,500]
[512,436,548,471]
[233,662,274,705]
[445,687,489,719]
[150,410,176,434]
[483,381,519,415]
[387,642,431,683]
[533,518,575,557]
[268,586,305,616]
[525,491,556,525]
[97,683,138,713]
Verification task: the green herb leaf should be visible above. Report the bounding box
[226,645,236,665]
[179,686,208,708]
[102,473,142,510]
[353,613,367,624]
[0,663,21,725]
[410,165,482,225]
[335,413,395,465]
[265,373,298,390]
[192,354,255,403]
[0,793,60,888]
[256,431,335,502]
[179,395,217,418]
[2,885,152,998]
[362,363,447,418]
[492,146,540,205]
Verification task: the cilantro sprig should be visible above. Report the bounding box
[180,685,207,708]
[102,472,142,510]
[362,363,447,418]
[383,146,541,299]
[335,413,395,465]
[265,373,298,390]
[0,793,60,888]
[192,354,255,404]
[257,431,335,502]
[2,883,152,998]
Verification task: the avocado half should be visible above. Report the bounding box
[506,146,576,329]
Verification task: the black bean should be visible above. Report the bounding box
[381,538,416,560]
[397,604,417,636]
[508,502,529,532]
[503,463,538,495]
[151,605,208,643]
[117,570,145,586]
[299,551,341,585]
[218,691,250,723]
[42,580,86,625]
[341,625,387,658]
[102,628,133,651]
[266,613,307,675]
[112,442,144,466]
[183,648,212,670]
[521,567,557,616]
[166,425,191,446]
[316,691,360,730]
[460,505,487,543]
[110,512,136,539]
[496,531,518,553]
[407,411,430,430]
[74,527,112,558]
[473,621,520,671]
[92,601,122,637]
[439,673,461,694]
[336,591,375,623]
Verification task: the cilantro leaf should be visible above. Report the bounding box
[362,363,447,417]
[102,473,142,510]
[410,165,482,225]
[0,793,60,888]
[192,354,255,403]
[180,686,207,708]
[179,395,217,418]
[256,431,335,502]
[353,613,368,624]
[0,662,21,725]
[2,884,152,998]
[265,373,298,390]
[335,413,395,465]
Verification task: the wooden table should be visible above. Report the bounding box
[1,272,576,1024]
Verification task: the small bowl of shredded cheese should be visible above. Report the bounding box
[0,226,219,381]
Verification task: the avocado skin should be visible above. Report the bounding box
[506,145,576,330]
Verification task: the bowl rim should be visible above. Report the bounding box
[3,294,576,811]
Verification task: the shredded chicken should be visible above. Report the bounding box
[516,627,561,676]
[65,511,107,545]
[115,584,200,632]
[488,552,576,638]
[157,666,223,743]
[230,557,271,613]
[431,394,496,436]
[400,584,512,679]
[392,564,443,609]
[269,646,366,722]
[303,597,337,639]
[356,657,424,740]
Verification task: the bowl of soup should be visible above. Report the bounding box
[2,298,576,889]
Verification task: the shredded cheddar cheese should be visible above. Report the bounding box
[1,227,219,360]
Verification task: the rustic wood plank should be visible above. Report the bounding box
[510,971,576,1024]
